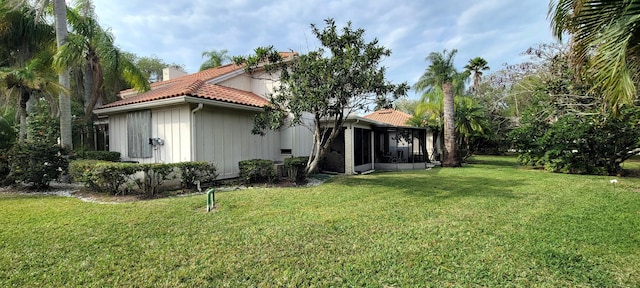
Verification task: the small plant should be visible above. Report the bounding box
[238,159,276,184]
[284,156,308,184]
[134,163,177,195]
[7,142,68,188]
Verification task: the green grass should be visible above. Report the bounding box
[1,155,639,287]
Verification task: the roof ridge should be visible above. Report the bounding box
[184,79,205,94]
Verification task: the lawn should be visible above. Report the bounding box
[1,155,639,287]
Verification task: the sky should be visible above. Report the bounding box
[91,0,559,99]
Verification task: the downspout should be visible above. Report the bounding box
[191,103,204,161]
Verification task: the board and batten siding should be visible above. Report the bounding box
[194,107,280,179]
[107,105,192,164]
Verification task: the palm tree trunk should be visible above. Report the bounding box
[442,82,459,167]
[54,0,72,150]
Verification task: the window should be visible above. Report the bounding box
[127,110,152,158]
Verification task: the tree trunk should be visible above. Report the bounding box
[305,118,324,176]
[442,82,459,167]
[54,0,72,150]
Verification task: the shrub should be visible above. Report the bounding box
[134,163,177,195]
[78,151,121,162]
[92,162,138,195]
[71,161,219,195]
[238,159,276,184]
[284,156,308,183]
[175,162,218,191]
[510,107,640,175]
[69,159,104,184]
[7,142,68,188]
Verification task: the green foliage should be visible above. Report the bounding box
[238,159,276,184]
[7,142,68,188]
[511,106,640,175]
[76,150,121,162]
[75,161,137,194]
[0,115,16,150]
[27,100,60,144]
[133,163,176,195]
[549,0,640,111]
[236,19,408,175]
[199,49,230,71]
[175,161,218,190]
[70,161,218,195]
[284,156,308,183]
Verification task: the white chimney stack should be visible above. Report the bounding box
[162,67,187,81]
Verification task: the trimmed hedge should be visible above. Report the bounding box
[175,162,218,190]
[238,159,276,184]
[70,160,217,195]
[284,156,308,183]
[78,151,121,162]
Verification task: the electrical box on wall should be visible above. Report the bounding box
[148,138,165,146]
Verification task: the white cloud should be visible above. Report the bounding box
[92,0,557,98]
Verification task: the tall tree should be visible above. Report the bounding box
[6,0,73,149]
[464,57,489,94]
[53,1,148,118]
[549,0,640,112]
[199,49,230,71]
[237,19,408,175]
[415,49,465,167]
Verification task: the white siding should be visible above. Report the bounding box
[108,113,127,160]
[152,106,192,163]
[107,105,192,164]
[194,107,280,179]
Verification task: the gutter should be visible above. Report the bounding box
[94,96,264,115]
[191,103,204,161]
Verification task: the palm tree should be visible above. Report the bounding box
[0,56,65,142]
[53,2,148,118]
[415,49,465,167]
[5,0,73,149]
[464,57,489,94]
[199,49,231,71]
[549,0,640,112]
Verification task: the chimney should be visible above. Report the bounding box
[162,67,188,81]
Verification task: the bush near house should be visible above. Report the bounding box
[284,156,308,183]
[6,142,68,189]
[70,161,218,195]
[75,150,121,162]
[238,159,276,184]
[175,162,218,190]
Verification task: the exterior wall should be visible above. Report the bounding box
[152,106,192,163]
[194,106,280,179]
[107,105,192,164]
[250,70,279,98]
[218,74,251,91]
[279,113,314,160]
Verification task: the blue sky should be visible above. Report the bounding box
[92,0,559,98]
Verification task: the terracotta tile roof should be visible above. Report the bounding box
[97,63,270,109]
[363,109,413,127]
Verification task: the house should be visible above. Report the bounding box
[319,109,435,174]
[94,53,435,179]
[93,52,313,179]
